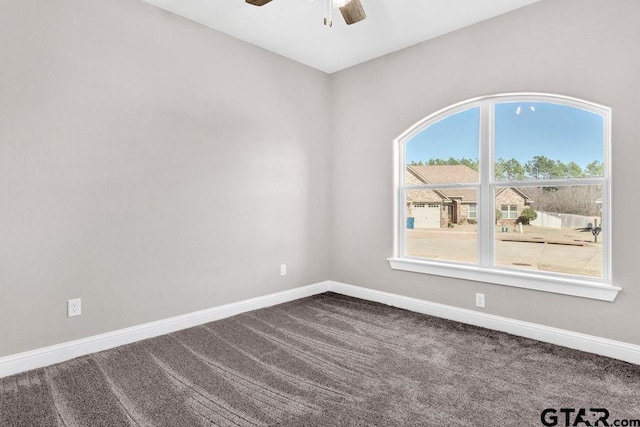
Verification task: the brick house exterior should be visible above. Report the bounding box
[406,165,533,228]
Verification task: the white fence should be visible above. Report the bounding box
[531,211,601,229]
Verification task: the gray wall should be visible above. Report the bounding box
[0,0,331,357]
[330,0,640,345]
[2,0,639,359]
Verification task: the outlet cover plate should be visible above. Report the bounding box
[68,298,82,317]
[475,293,485,308]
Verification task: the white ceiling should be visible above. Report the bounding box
[140,0,541,74]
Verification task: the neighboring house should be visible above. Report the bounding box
[406,165,533,228]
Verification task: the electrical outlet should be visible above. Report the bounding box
[68,298,81,317]
[475,293,485,308]
[280,264,287,276]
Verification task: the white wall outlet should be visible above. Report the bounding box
[475,293,485,308]
[68,298,82,317]
[280,264,287,276]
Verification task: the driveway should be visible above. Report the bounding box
[406,225,602,278]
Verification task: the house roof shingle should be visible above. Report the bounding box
[407,165,478,202]
[409,165,479,185]
[406,164,533,203]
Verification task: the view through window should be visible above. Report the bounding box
[401,95,609,281]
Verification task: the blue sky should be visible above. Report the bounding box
[406,102,604,168]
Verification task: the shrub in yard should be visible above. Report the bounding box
[495,208,502,224]
[518,207,537,225]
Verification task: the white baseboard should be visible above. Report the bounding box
[0,282,330,378]
[326,281,640,366]
[1,280,638,378]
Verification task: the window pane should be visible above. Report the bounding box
[405,188,478,264]
[468,204,477,219]
[500,204,518,219]
[494,102,604,181]
[406,107,479,183]
[494,185,603,278]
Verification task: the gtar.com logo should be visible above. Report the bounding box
[541,408,640,427]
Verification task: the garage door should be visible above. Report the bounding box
[412,203,441,228]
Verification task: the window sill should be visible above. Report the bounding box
[387,257,621,302]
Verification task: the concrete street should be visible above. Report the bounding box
[406,225,602,278]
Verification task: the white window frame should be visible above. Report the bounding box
[388,93,620,302]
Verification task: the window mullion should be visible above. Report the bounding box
[601,183,611,281]
[478,102,494,268]
[398,188,406,258]
[396,139,405,259]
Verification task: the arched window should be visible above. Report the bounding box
[389,94,619,301]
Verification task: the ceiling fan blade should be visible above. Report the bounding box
[338,0,366,25]
[245,0,273,6]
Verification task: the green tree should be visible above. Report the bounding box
[585,160,604,177]
[565,161,585,178]
[517,207,538,225]
[459,157,479,171]
[525,155,563,179]
[419,157,479,170]
[427,158,460,166]
[554,160,569,178]
[495,157,525,180]
[495,208,502,224]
